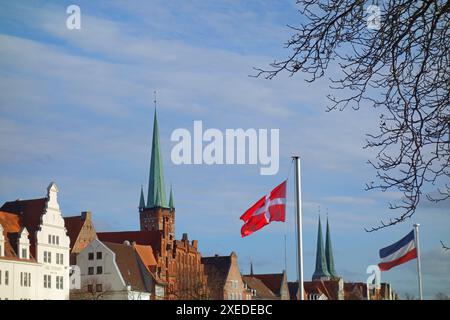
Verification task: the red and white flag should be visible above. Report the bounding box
[240,180,287,237]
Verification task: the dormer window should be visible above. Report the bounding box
[0,224,5,257]
[17,227,30,260]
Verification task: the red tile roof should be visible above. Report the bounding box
[246,273,284,296]
[103,241,149,292]
[0,210,21,258]
[242,276,278,300]
[134,244,157,272]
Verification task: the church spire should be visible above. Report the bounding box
[139,185,145,210]
[147,107,167,208]
[325,217,338,278]
[312,216,331,280]
[168,184,174,210]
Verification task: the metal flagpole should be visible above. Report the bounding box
[292,156,304,300]
[413,224,423,300]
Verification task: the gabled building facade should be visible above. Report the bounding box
[0,182,71,300]
[201,252,250,300]
[64,211,97,265]
[71,238,163,300]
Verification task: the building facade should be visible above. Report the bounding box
[71,238,164,300]
[202,252,250,300]
[0,182,71,300]
[64,211,97,265]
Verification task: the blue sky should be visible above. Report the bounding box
[0,1,448,298]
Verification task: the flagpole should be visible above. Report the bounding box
[413,224,423,300]
[292,156,304,300]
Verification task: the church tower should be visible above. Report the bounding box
[325,217,339,279]
[312,216,331,281]
[139,109,175,239]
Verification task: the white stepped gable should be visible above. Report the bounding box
[36,181,70,259]
[41,182,64,225]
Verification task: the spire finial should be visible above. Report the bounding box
[154,90,157,110]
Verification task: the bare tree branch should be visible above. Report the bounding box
[255,0,450,231]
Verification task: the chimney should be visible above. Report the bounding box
[81,211,91,221]
[182,233,188,241]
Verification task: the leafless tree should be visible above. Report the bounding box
[435,292,450,299]
[171,264,210,300]
[403,293,417,300]
[441,240,450,251]
[254,0,449,232]
[71,277,112,300]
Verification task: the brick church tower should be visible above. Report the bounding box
[139,109,175,240]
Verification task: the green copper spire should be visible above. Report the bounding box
[139,185,145,210]
[312,216,331,280]
[325,217,338,278]
[168,184,174,209]
[147,109,167,208]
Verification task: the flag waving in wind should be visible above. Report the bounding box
[240,180,287,237]
[378,230,417,271]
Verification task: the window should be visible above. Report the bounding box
[88,284,93,293]
[96,266,103,275]
[21,248,27,259]
[0,270,2,285]
[52,235,56,244]
[56,276,63,290]
[44,275,51,288]
[44,251,47,263]
[48,252,51,263]
[88,252,94,260]
[21,272,31,287]
[96,284,102,292]
[88,267,94,275]
[56,236,59,245]
[96,252,102,260]
[48,235,52,244]
[56,253,63,265]
[5,271,8,285]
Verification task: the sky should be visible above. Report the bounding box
[0,0,448,299]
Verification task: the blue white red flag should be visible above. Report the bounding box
[378,230,417,271]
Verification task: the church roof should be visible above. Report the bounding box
[325,218,338,278]
[312,216,331,280]
[139,185,145,210]
[147,109,167,208]
[97,230,163,253]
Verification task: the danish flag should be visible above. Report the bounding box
[240,180,287,237]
